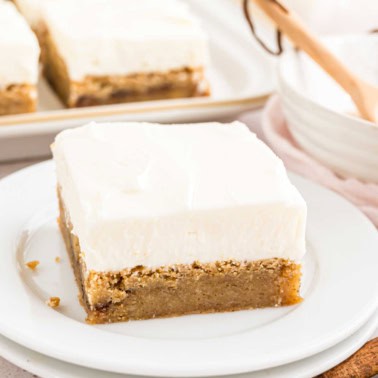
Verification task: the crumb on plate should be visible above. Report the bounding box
[26,260,39,270]
[46,297,60,308]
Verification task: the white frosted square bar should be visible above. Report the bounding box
[52,121,306,323]
[38,0,210,107]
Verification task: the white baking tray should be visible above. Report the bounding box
[0,0,274,161]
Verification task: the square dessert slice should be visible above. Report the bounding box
[52,121,306,324]
[41,0,210,108]
[0,1,40,116]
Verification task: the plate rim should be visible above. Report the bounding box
[0,312,376,378]
[0,94,269,133]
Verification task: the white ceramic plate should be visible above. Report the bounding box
[0,162,378,377]
[1,311,377,378]
[0,0,274,161]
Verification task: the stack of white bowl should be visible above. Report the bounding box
[277,34,378,184]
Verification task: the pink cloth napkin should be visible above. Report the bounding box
[260,95,378,228]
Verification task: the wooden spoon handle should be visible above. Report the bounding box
[251,0,361,98]
[315,337,378,378]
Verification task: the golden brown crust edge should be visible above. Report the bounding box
[0,84,36,116]
[58,189,302,324]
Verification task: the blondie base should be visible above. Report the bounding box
[58,190,302,324]
[0,84,36,115]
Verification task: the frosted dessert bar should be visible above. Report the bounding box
[40,0,210,108]
[52,121,306,324]
[0,1,40,115]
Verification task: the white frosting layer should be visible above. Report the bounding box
[0,1,40,87]
[42,0,209,81]
[53,122,307,272]
[13,0,50,27]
